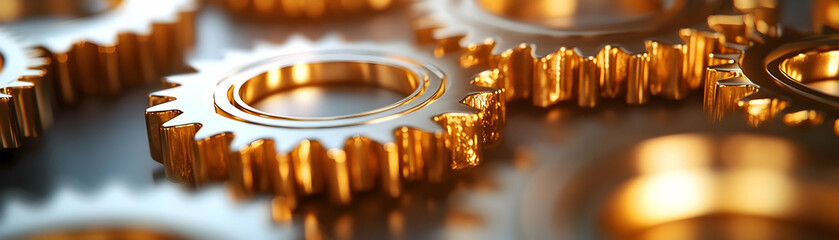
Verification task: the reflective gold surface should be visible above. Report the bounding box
[413,0,728,108]
[3,0,195,104]
[0,31,49,149]
[144,40,504,205]
[215,0,402,19]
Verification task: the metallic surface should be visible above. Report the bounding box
[0,31,48,149]
[3,0,196,104]
[412,0,734,107]
[0,0,835,239]
[144,39,504,204]
[704,2,839,135]
[0,183,293,239]
[213,0,403,19]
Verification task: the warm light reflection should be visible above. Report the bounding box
[474,0,665,29]
[594,133,839,239]
[780,49,839,97]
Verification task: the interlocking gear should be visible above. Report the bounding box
[144,37,504,204]
[703,3,839,135]
[215,0,403,19]
[0,183,293,239]
[413,0,739,107]
[4,0,196,104]
[0,30,49,149]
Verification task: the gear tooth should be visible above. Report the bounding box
[461,90,505,146]
[146,100,181,112]
[161,114,199,128]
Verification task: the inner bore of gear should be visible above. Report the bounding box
[0,0,121,22]
[475,0,675,30]
[775,46,839,98]
[235,60,421,119]
[215,51,446,128]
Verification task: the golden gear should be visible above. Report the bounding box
[0,183,294,239]
[144,37,504,205]
[0,30,49,149]
[412,0,739,107]
[703,3,839,135]
[3,0,196,104]
[215,0,403,19]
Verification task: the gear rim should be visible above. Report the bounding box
[145,39,504,205]
[0,30,49,149]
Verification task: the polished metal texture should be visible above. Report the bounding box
[0,30,48,149]
[3,0,196,104]
[413,0,743,107]
[214,0,404,19]
[144,38,505,204]
[0,183,293,239]
[704,0,839,135]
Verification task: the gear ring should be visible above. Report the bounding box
[214,0,404,19]
[704,6,839,135]
[0,30,49,149]
[4,0,196,104]
[145,38,504,205]
[413,0,739,107]
[0,183,293,239]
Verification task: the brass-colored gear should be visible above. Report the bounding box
[0,183,294,239]
[144,38,504,204]
[215,0,403,19]
[0,30,49,149]
[413,0,740,107]
[3,0,196,104]
[703,2,839,135]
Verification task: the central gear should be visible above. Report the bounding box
[4,0,196,104]
[413,0,739,107]
[144,38,504,205]
[215,0,404,19]
[0,184,293,239]
[0,30,48,149]
[703,3,839,135]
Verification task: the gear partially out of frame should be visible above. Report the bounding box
[0,30,49,149]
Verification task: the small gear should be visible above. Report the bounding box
[214,0,403,19]
[4,0,196,104]
[412,0,741,107]
[0,183,294,239]
[144,37,504,205]
[0,30,49,149]
[703,4,839,134]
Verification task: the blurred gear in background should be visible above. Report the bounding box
[0,31,48,149]
[705,0,839,136]
[0,183,293,239]
[1,0,196,104]
[144,37,504,205]
[212,0,405,19]
[412,0,735,107]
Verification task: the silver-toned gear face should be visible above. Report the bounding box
[4,0,196,104]
[413,0,735,107]
[0,30,48,149]
[145,37,505,205]
[0,183,294,239]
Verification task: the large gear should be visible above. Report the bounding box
[0,183,293,239]
[0,30,49,149]
[3,0,196,104]
[703,4,839,135]
[412,0,741,107]
[214,0,404,19]
[144,37,504,205]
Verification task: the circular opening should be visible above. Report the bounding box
[0,0,121,23]
[474,0,672,29]
[237,61,420,119]
[780,49,839,97]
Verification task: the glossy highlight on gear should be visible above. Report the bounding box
[0,30,49,149]
[144,39,505,205]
